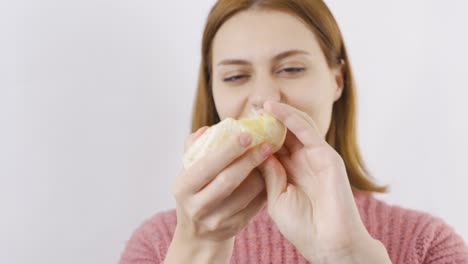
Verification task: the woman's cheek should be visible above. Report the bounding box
[214,87,248,120]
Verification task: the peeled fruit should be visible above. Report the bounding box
[183,113,287,169]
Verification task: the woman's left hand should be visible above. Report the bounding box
[257,101,391,263]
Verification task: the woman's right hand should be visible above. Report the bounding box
[166,126,274,262]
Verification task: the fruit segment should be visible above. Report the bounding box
[183,113,287,169]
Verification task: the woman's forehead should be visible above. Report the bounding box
[212,10,321,64]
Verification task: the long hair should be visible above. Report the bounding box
[191,0,388,193]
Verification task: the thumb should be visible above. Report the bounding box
[257,156,287,205]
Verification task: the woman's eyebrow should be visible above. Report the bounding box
[216,49,310,66]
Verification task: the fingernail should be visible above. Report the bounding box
[260,144,272,157]
[239,134,252,147]
[194,127,205,137]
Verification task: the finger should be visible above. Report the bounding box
[264,101,324,149]
[274,154,301,187]
[193,143,273,212]
[283,130,303,154]
[257,156,287,204]
[178,132,257,195]
[206,170,264,221]
[275,144,290,157]
[223,189,266,228]
[184,126,209,152]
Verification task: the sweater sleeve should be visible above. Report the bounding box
[119,211,176,264]
[422,217,468,264]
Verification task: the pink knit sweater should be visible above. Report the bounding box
[119,191,468,263]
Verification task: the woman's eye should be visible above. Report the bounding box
[223,68,305,83]
[279,67,306,74]
[223,75,248,82]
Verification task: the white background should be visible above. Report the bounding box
[1,0,467,263]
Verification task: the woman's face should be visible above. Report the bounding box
[211,10,344,138]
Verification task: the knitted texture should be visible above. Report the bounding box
[119,191,468,263]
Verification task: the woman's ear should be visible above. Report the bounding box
[332,59,345,102]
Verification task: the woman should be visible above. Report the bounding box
[120,0,468,263]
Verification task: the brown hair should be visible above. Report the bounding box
[191,0,388,193]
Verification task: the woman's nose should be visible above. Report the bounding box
[250,76,282,110]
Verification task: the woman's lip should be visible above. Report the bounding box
[239,108,267,119]
[248,108,266,116]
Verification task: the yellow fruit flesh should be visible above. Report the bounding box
[183,113,286,169]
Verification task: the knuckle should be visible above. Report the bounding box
[216,173,236,192]
[171,182,184,199]
[187,203,203,222]
[204,217,223,232]
[249,149,264,167]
